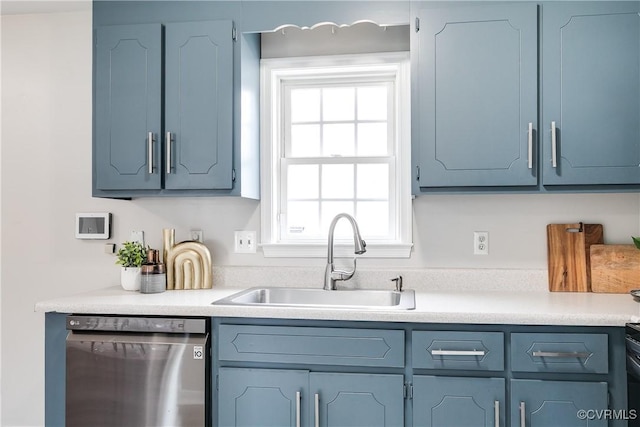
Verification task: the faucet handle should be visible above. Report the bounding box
[331,258,357,281]
[391,275,403,292]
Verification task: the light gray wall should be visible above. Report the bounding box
[1,8,639,427]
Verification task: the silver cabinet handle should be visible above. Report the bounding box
[494,400,500,427]
[147,132,155,174]
[527,122,533,169]
[520,401,526,427]
[431,349,486,356]
[314,393,320,427]
[532,351,591,358]
[551,121,557,168]
[166,131,173,174]
[295,391,301,427]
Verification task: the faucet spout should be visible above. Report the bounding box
[324,213,367,290]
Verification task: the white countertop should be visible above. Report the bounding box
[35,285,640,326]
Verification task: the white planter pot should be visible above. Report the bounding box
[120,267,141,291]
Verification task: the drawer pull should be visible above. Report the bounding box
[532,351,591,358]
[431,349,486,356]
[520,402,526,427]
[494,400,500,427]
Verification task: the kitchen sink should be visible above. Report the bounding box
[213,287,415,310]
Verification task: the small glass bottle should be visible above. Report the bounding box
[140,249,166,294]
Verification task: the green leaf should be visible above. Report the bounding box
[115,241,148,267]
[632,236,640,250]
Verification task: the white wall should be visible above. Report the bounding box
[1,10,96,426]
[0,6,3,425]
[1,8,639,427]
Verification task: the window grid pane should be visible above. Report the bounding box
[286,82,391,158]
[283,161,393,241]
[283,79,395,241]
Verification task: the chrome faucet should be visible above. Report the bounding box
[324,213,367,290]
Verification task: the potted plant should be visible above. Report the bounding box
[116,241,147,291]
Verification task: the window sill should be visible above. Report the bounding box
[261,242,413,258]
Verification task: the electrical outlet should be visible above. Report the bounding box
[234,231,257,253]
[473,231,489,255]
[190,230,204,243]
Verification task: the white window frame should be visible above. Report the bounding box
[260,52,412,258]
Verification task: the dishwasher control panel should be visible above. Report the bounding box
[66,315,207,334]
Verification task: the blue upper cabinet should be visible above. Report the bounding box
[414,4,538,189]
[541,2,640,186]
[165,21,233,190]
[94,24,162,190]
[413,1,640,193]
[92,0,410,199]
[93,19,235,196]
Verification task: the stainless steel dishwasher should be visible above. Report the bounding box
[65,315,210,427]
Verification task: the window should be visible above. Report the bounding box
[261,53,412,257]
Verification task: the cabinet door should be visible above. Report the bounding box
[542,2,640,185]
[511,379,608,427]
[310,372,404,427]
[416,4,538,188]
[94,24,162,190]
[218,367,307,427]
[165,21,234,190]
[413,376,505,427]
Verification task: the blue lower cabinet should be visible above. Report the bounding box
[218,367,308,427]
[510,333,608,374]
[311,373,404,427]
[218,368,403,427]
[412,376,505,427]
[412,330,504,371]
[511,379,608,427]
[218,325,404,367]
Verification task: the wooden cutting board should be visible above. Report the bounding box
[590,244,640,293]
[547,223,603,292]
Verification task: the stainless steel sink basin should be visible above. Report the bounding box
[213,287,415,310]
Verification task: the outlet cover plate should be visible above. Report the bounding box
[235,231,257,253]
[130,231,144,245]
[473,231,489,255]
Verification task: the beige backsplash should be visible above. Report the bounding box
[212,266,548,292]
